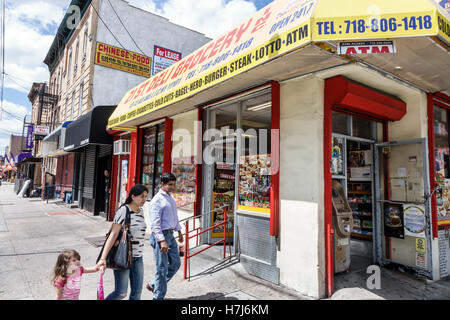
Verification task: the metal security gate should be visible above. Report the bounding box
[83,145,96,199]
[374,138,433,278]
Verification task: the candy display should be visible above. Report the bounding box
[172,157,196,211]
[238,154,271,211]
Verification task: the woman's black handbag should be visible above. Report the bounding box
[97,206,133,270]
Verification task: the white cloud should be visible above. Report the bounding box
[128,0,258,38]
[4,1,66,93]
[0,101,28,130]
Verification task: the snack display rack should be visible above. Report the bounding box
[172,157,196,210]
[332,135,374,241]
[212,162,235,238]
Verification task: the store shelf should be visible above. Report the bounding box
[349,177,372,181]
[348,191,371,195]
[352,212,372,217]
[351,233,373,241]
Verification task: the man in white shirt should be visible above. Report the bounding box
[146,173,183,300]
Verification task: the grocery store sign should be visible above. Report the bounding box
[108,0,317,128]
[313,7,447,42]
[337,41,396,55]
[108,0,450,129]
[95,42,151,78]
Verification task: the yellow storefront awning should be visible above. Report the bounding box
[108,0,449,130]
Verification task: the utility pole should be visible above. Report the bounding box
[0,0,6,121]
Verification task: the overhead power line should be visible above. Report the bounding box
[4,74,30,92]
[106,0,148,56]
[2,109,23,122]
[4,73,34,86]
[90,3,127,51]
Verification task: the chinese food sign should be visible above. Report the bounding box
[95,42,151,78]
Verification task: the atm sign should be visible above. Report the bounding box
[338,41,396,55]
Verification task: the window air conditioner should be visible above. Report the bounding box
[114,139,131,155]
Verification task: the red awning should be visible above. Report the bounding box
[326,76,406,121]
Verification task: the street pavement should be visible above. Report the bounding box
[0,183,449,300]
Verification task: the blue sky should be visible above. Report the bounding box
[0,0,273,154]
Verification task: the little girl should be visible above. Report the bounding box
[51,249,100,300]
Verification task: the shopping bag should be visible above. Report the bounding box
[97,271,105,300]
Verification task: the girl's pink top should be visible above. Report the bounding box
[54,266,84,300]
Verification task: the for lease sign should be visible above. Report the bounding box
[153,45,182,76]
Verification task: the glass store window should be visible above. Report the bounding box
[433,105,450,227]
[238,93,272,213]
[204,89,273,239]
[141,123,165,199]
[332,111,376,140]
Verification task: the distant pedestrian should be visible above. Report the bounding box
[51,249,100,300]
[146,173,183,300]
[96,184,148,300]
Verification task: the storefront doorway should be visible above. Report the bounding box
[202,88,272,244]
[331,113,378,275]
[200,85,279,283]
[330,112,434,294]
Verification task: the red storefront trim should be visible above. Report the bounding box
[128,131,139,193]
[109,135,120,221]
[163,117,173,173]
[427,92,450,235]
[193,108,203,217]
[270,81,280,237]
[324,75,406,297]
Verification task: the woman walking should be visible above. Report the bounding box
[96,184,148,300]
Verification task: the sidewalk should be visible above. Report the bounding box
[0,183,309,300]
[0,183,449,300]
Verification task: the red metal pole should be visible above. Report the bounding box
[223,207,227,259]
[183,220,189,280]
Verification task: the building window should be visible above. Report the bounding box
[67,51,72,80]
[71,91,76,120]
[74,40,79,76]
[59,69,62,94]
[82,27,88,61]
[332,111,376,140]
[65,98,69,121]
[79,82,84,117]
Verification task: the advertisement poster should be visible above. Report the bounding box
[172,157,195,211]
[438,229,450,278]
[211,191,234,238]
[384,203,405,239]
[153,45,182,76]
[403,204,426,238]
[436,179,450,228]
[416,252,427,268]
[119,159,129,206]
[95,42,151,78]
[238,154,271,213]
[331,137,344,176]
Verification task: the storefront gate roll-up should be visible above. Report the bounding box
[83,145,96,203]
